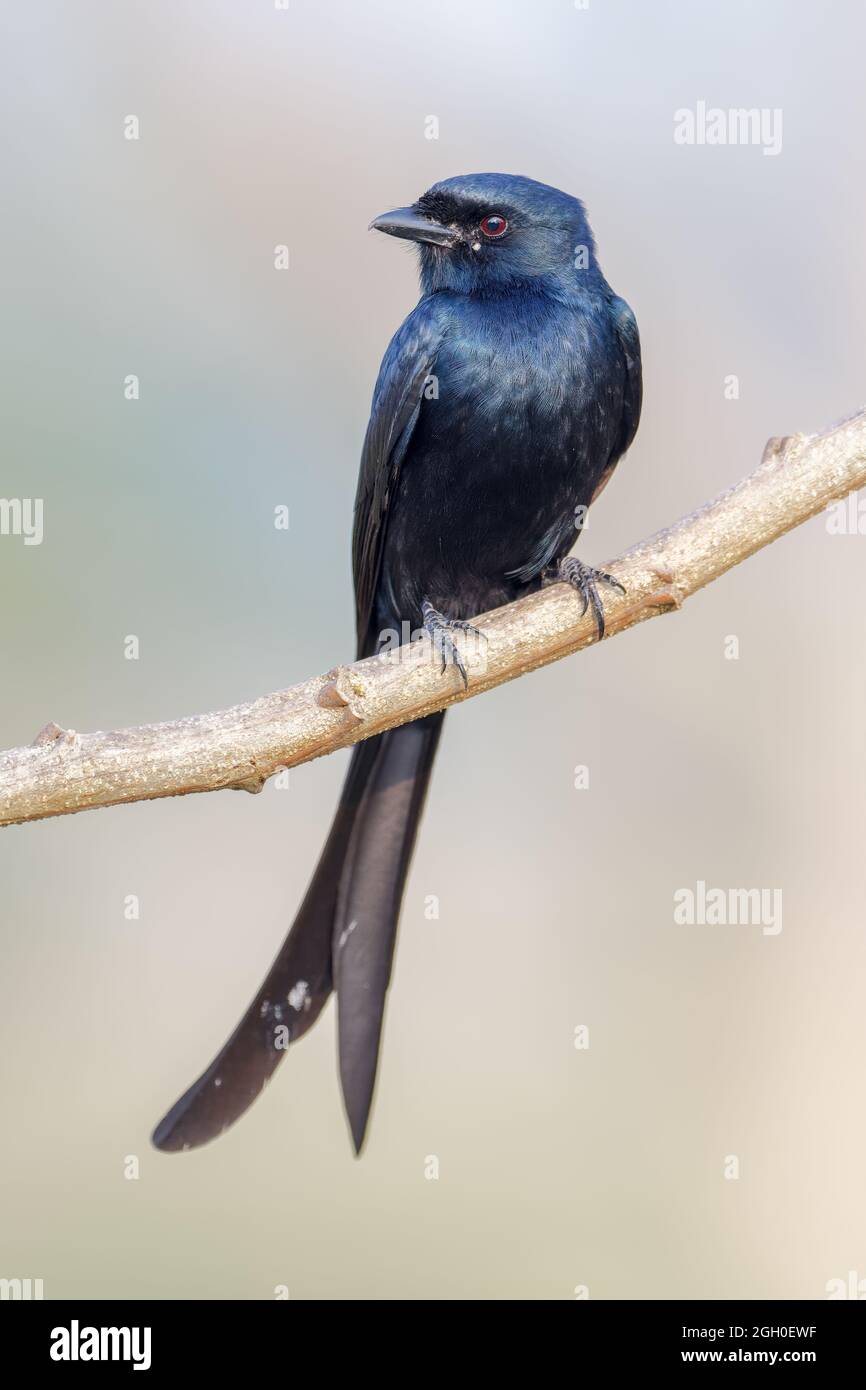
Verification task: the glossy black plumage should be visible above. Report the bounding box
[153,173,641,1155]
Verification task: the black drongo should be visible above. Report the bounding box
[153,172,642,1155]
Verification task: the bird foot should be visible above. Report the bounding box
[421,600,486,689]
[550,557,625,640]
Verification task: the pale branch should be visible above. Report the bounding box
[2,407,865,830]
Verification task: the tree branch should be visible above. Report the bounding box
[3,407,865,829]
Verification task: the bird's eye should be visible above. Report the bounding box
[479,214,508,239]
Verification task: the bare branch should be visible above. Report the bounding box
[2,408,865,829]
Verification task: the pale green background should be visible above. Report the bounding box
[1,0,865,1299]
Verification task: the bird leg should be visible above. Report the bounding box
[421,600,487,689]
[549,556,626,641]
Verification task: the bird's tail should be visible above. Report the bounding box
[151,712,444,1154]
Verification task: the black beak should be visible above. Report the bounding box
[369,206,456,248]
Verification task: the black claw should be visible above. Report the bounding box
[452,647,468,689]
[596,569,626,597]
[591,593,605,641]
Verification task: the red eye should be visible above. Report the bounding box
[479,214,508,239]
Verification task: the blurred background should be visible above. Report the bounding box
[1,0,865,1300]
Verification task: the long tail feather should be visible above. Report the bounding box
[332,713,444,1152]
[151,735,381,1151]
[152,714,443,1153]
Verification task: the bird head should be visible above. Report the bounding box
[370,172,599,296]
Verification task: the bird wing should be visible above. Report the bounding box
[507,293,643,584]
[352,296,446,656]
[589,292,642,505]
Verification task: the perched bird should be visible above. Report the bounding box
[153,173,642,1155]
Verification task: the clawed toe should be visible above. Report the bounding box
[449,617,488,640]
[553,558,625,640]
[421,601,485,688]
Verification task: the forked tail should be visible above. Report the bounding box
[152,713,444,1154]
